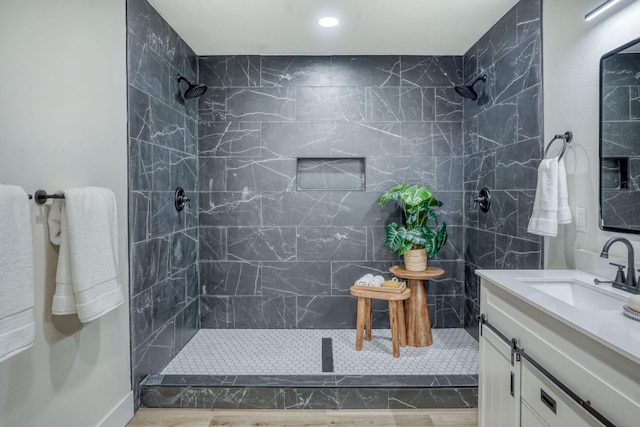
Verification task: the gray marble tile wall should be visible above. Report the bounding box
[601,53,640,230]
[197,55,466,330]
[462,0,544,339]
[127,0,200,407]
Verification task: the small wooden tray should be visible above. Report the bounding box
[351,284,407,293]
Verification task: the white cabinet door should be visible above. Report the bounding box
[479,326,519,427]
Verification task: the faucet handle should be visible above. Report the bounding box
[610,262,626,284]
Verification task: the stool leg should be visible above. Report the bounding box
[365,298,372,341]
[356,297,366,351]
[389,301,400,358]
[398,300,407,347]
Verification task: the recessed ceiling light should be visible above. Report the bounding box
[318,17,339,28]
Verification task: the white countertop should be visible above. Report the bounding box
[476,269,640,366]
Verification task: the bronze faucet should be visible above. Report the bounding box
[600,237,640,294]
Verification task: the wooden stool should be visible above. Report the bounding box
[349,286,411,358]
[389,265,444,347]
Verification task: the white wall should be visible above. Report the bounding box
[543,0,640,268]
[0,1,132,426]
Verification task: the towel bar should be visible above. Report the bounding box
[28,190,65,205]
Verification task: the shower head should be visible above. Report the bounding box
[177,74,207,100]
[455,84,478,100]
[454,74,487,100]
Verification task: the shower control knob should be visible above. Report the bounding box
[174,187,191,212]
[473,187,491,213]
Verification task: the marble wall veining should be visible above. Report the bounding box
[127,0,200,407]
[197,55,467,330]
[462,0,544,339]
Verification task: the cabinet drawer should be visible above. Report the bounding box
[521,361,600,426]
[521,400,550,427]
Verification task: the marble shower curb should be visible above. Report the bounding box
[140,374,478,409]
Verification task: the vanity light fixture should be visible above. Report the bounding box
[585,0,621,21]
[319,16,339,28]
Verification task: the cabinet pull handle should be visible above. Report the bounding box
[541,389,557,414]
[510,372,514,397]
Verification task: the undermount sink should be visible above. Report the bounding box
[516,278,626,311]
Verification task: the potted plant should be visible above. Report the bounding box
[379,183,448,271]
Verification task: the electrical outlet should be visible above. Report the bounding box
[576,207,587,233]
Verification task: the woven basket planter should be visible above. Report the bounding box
[403,248,427,271]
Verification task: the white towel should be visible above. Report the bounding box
[557,159,572,225]
[354,274,375,286]
[354,274,385,287]
[370,275,385,287]
[48,197,75,314]
[527,157,571,237]
[0,185,35,363]
[48,187,124,323]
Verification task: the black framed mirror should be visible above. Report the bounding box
[600,37,640,234]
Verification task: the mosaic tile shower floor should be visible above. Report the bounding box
[161,328,478,376]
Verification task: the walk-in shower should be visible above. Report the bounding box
[128,0,544,412]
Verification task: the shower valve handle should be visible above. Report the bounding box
[474,196,487,204]
[174,187,191,211]
[473,187,491,213]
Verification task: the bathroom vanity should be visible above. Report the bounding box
[477,270,640,427]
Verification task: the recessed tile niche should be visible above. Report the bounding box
[297,158,366,191]
[601,157,629,189]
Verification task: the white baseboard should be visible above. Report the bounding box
[98,391,134,427]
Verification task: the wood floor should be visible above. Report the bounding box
[127,408,478,426]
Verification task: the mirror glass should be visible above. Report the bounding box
[600,37,640,233]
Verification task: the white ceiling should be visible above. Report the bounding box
[148,0,520,56]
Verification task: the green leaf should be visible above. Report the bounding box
[437,223,448,248]
[426,223,448,257]
[384,223,407,252]
[405,229,426,246]
[405,210,419,226]
[424,234,438,257]
[398,241,414,255]
[425,208,438,227]
[426,197,443,207]
[379,183,408,206]
[400,185,433,207]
